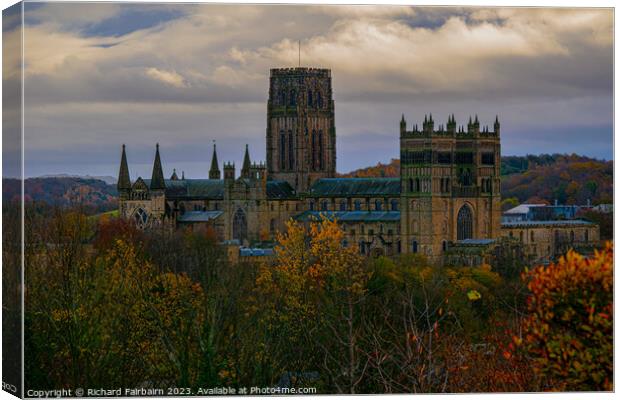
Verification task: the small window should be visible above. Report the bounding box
[585,229,589,242]
[307,90,313,106]
[309,201,315,211]
[350,229,356,236]
[354,200,362,211]
[340,201,347,211]
[390,199,399,211]
[321,201,328,211]
[530,231,535,243]
[375,200,382,211]
[270,219,276,233]
[368,229,374,236]
[442,240,447,252]
[412,240,418,253]
[359,241,366,255]
[570,230,575,242]
[289,89,296,106]
[397,240,401,253]
[481,152,495,165]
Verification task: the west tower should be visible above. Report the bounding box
[266,68,336,193]
[399,114,502,261]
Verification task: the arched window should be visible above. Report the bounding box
[289,89,296,106]
[278,90,285,105]
[232,208,247,243]
[288,130,294,170]
[408,178,414,193]
[307,90,313,107]
[570,230,575,243]
[415,178,420,192]
[133,208,149,229]
[311,130,317,170]
[359,241,366,255]
[457,204,473,241]
[354,200,362,211]
[530,231,535,243]
[321,201,328,211]
[375,200,382,211]
[317,91,323,108]
[412,240,418,253]
[519,231,523,242]
[270,218,276,234]
[318,130,324,170]
[442,240,447,252]
[279,130,286,170]
[391,199,399,211]
[397,240,401,254]
[340,200,347,211]
[309,201,315,211]
[585,229,589,242]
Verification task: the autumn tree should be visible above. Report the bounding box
[520,243,613,391]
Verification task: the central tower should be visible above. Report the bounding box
[266,67,336,193]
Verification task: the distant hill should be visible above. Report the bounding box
[37,174,117,185]
[3,177,118,214]
[341,154,613,206]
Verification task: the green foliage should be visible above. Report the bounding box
[520,243,613,391]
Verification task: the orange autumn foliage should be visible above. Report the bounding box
[520,242,613,391]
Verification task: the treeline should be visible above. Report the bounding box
[341,154,613,206]
[2,177,117,214]
[12,203,611,393]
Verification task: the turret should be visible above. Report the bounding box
[209,141,221,179]
[494,115,500,135]
[447,114,456,135]
[249,162,267,183]
[117,144,131,198]
[400,114,406,135]
[473,114,480,134]
[241,144,251,178]
[150,143,166,190]
[170,168,179,180]
[224,162,235,181]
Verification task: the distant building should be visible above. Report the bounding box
[117,67,600,265]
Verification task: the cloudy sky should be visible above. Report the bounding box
[4,2,614,178]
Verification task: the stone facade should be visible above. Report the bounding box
[117,66,600,265]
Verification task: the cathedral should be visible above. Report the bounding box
[117,67,598,264]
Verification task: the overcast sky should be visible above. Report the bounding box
[4,3,613,179]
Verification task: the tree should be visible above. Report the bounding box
[519,243,613,391]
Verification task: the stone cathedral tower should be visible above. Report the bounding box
[399,114,502,260]
[266,68,336,193]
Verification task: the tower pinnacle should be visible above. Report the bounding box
[117,144,131,191]
[209,141,221,179]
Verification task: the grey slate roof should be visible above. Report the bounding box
[240,248,274,257]
[456,238,496,245]
[309,178,401,197]
[177,210,223,222]
[501,220,595,228]
[294,210,401,222]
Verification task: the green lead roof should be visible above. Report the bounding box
[308,178,401,197]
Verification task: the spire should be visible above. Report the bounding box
[150,143,166,190]
[170,168,178,180]
[209,141,221,179]
[474,114,479,124]
[241,144,251,178]
[182,171,185,180]
[117,144,131,191]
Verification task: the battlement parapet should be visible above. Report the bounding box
[270,67,331,77]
